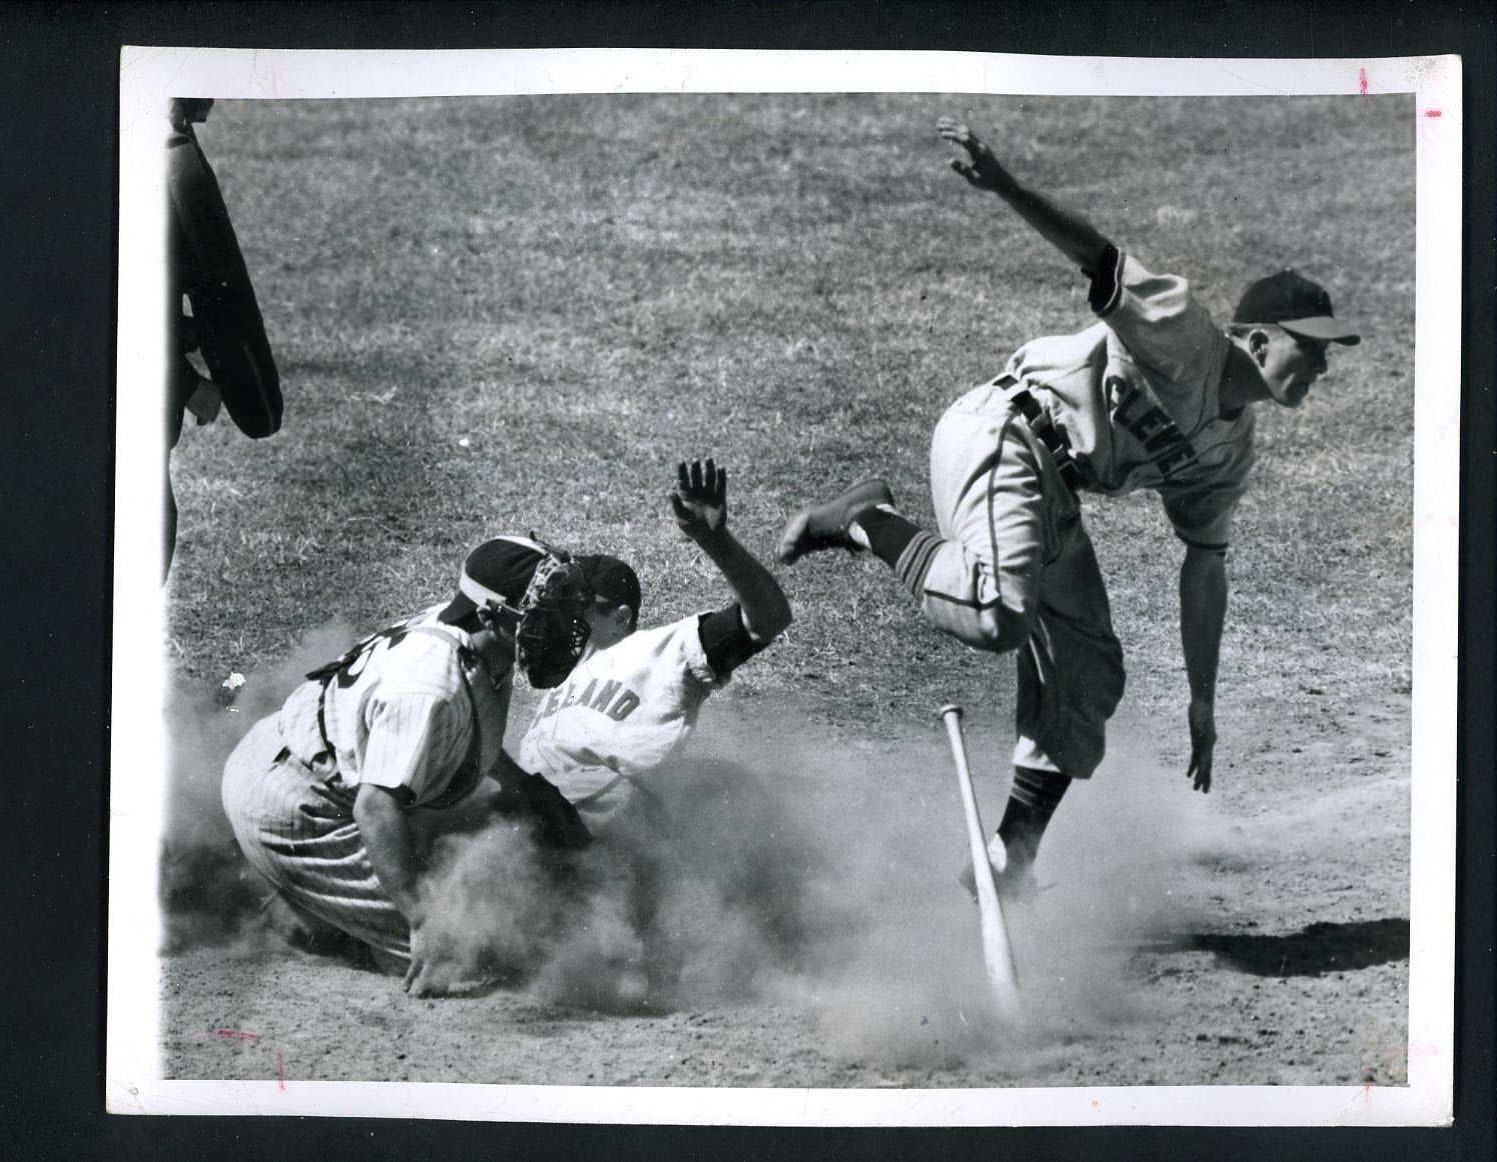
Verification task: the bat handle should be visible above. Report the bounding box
[939,706,974,796]
[938,705,987,868]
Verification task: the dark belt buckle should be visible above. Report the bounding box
[1049,444,1082,493]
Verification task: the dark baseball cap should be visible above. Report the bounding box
[439,535,547,624]
[1234,269,1360,345]
[578,554,641,618]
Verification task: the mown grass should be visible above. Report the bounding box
[167,93,1414,745]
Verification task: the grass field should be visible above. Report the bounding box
[161,93,1416,1089]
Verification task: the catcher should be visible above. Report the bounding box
[221,535,596,997]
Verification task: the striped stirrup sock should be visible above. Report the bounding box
[997,765,1072,864]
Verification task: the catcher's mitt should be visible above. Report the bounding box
[513,551,593,689]
[508,772,594,851]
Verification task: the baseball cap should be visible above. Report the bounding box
[439,535,548,624]
[1234,269,1360,345]
[578,554,641,618]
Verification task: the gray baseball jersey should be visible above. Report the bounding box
[895,251,1249,777]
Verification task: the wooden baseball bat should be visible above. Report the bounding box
[939,704,1021,1015]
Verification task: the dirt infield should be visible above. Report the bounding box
[157,92,1415,1089]
[161,691,1409,1087]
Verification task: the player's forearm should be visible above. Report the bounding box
[353,785,425,922]
[691,527,792,642]
[984,168,1113,276]
[491,749,532,791]
[1179,547,1228,703]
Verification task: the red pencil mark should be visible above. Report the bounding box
[1363,1083,1372,1104]
[1424,108,1443,118]
[278,1049,286,1091]
[1358,67,1368,96]
[210,1028,261,1042]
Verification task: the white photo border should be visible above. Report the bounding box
[109,47,1461,1126]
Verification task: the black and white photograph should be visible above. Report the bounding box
[107,48,1460,1125]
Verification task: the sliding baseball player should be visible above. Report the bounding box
[519,459,793,833]
[778,118,1359,898]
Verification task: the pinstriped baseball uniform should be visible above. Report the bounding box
[894,251,1255,779]
[518,614,724,832]
[221,604,512,966]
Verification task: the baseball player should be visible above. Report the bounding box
[777,118,1359,897]
[518,458,793,835]
[166,97,282,576]
[221,536,595,997]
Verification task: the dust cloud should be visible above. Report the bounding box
[762,708,1222,1068]
[159,623,353,952]
[162,643,1223,1066]
[413,752,826,1011]
[412,701,1221,1069]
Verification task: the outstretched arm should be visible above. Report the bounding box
[352,784,455,995]
[672,459,793,644]
[937,117,1115,276]
[1179,546,1227,793]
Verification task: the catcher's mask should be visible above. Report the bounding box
[454,540,593,690]
[513,549,594,689]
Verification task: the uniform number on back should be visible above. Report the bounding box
[313,622,414,690]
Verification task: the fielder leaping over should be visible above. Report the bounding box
[777,118,1359,896]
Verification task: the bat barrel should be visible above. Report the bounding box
[938,701,1022,1015]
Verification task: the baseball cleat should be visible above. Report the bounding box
[957,833,1044,905]
[257,891,380,966]
[775,478,896,564]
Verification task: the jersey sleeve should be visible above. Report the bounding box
[1093,251,1229,391]
[696,602,768,679]
[675,611,722,687]
[358,691,471,804]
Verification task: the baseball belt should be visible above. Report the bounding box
[997,375,1084,494]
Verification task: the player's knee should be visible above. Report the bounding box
[971,602,1036,653]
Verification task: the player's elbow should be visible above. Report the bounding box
[746,593,793,644]
[977,602,1035,653]
[352,783,407,830]
[944,599,1034,654]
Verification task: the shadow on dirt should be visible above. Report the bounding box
[160,838,268,952]
[1190,918,1409,977]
